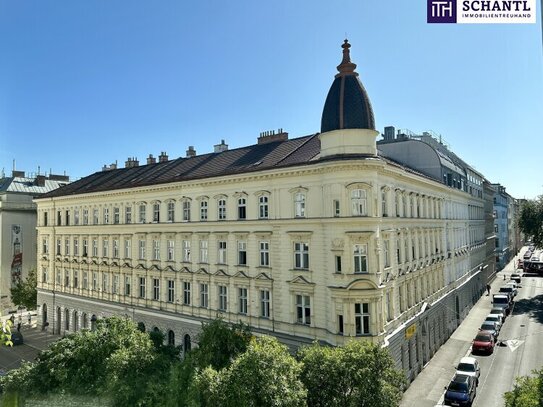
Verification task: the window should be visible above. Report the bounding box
[83,209,89,225]
[218,285,228,311]
[351,189,367,216]
[64,269,70,286]
[355,303,370,335]
[83,271,88,289]
[338,315,344,335]
[92,239,98,257]
[199,240,208,263]
[153,240,160,260]
[42,237,49,254]
[294,242,309,269]
[113,207,120,224]
[139,240,146,260]
[212,239,226,264]
[74,238,79,256]
[382,189,388,216]
[124,239,132,258]
[92,272,98,290]
[65,210,70,226]
[125,276,131,296]
[296,295,311,325]
[259,241,269,267]
[167,280,175,303]
[56,239,61,255]
[239,288,248,314]
[333,200,340,217]
[386,291,392,321]
[91,209,98,224]
[183,282,191,305]
[200,283,208,308]
[102,273,108,292]
[139,277,146,298]
[102,239,109,257]
[183,240,191,262]
[83,239,88,257]
[354,244,368,273]
[44,212,48,226]
[494,224,498,233]
[56,270,61,284]
[113,275,119,294]
[125,206,132,224]
[64,239,70,256]
[153,203,160,223]
[182,200,191,221]
[335,255,342,273]
[42,267,48,283]
[167,202,175,222]
[218,199,227,220]
[57,211,61,225]
[238,241,247,265]
[259,196,269,219]
[168,330,175,346]
[238,197,247,219]
[384,240,390,268]
[153,278,160,300]
[294,193,305,217]
[139,204,146,223]
[167,240,175,261]
[260,289,270,318]
[200,201,208,221]
[74,209,79,225]
[103,208,109,224]
[113,239,119,258]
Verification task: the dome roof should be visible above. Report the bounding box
[321,40,375,133]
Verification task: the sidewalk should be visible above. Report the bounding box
[2,310,60,351]
[400,253,522,407]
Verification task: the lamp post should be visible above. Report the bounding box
[90,314,97,331]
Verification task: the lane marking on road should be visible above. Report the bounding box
[506,339,525,352]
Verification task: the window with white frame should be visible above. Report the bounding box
[260,289,270,318]
[384,240,390,268]
[102,273,108,292]
[64,239,70,256]
[238,287,248,314]
[56,239,61,255]
[103,208,110,224]
[92,239,98,257]
[333,199,340,217]
[199,240,208,263]
[238,241,247,265]
[113,275,119,294]
[74,271,79,288]
[113,239,119,258]
[74,209,80,225]
[74,238,79,256]
[167,202,175,222]
[83,271,88,289]
[42,237,49,254]
[42,267,48,283]
[83,239,88,257]
[167,280,175,302]
[355,303,370,335]
[153,240,160,260]
[139,240,146,260]
[102,239,109,257]
[335,255,342,273]
[139,277,146,298]
[125,276,131,296]
[259,241,269,267]
[218,199,227,220]
[153,278,160,300]
[351,189,367,216]
[139,204,146,223]
[294,242,309,269]
[125,206,132,224]
[83,209,89,225]
[124,239,131,258]
[93,209,99,224]
[92,272,98,290]
[113,207,120,224]
[294,192,306,217]
[382,189,388,216]
[218,241,227,264]
[56,270,61,285]
[153,203,160,223]
[354,244,368,273]
[183,281,191,305]
[200,283,208,308]
[386,291,392,321]
[200,200,208,221]
[64,269,70,286]
[259,196,269,219]
[296,294,311,325]
[218,285,228,311]
[167,240,175,261]
[182,200,191,221]
[183,240,191,262]
[238,197,247,219]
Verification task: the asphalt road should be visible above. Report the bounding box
[0,336,41,371]
[471,274,543,407]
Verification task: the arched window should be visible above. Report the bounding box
[82,313,88,329]
[184,334,191,353]
[73,311,79,332]
[137,322,146,332]
[64,308,70,330]
[168,330,175,346]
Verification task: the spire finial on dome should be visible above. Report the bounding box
[337,39,357,75]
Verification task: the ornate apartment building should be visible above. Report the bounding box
[35,41,491,382]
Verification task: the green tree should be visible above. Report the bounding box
[518,196,543,249]
[504,369,543,407]
[1,316,13,347]
[10,268,37,310]
[196,336,307,407]
[298,340,406,407]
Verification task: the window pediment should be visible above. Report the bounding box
[233,191,248,198]
[346,231,373,244]
[346,182,372,190]
[288,275,315,285]
[255,272,272,281]
[288,186,308,194]
[287,231,313,241]
[214,269,230,277]
[233,270,250,279]
[254,190,270,197]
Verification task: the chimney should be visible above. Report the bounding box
[12,170,25,178]
[147,154,156,165]
[102,162,117,171]
[213,139,228,153]
[186,146,196,158]
[257,129,288,145]
[125,157,139,168]
[48,174,70,182]
[383,126,395,141]
[34,175,46,186]
[158,151,169,162]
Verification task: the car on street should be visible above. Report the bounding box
[524,251,532,260]
[444,373,477,406]
[455,357,481,385]
[484,314,502,332]
[510,273,522,283]
[516,259,523,270]
[490,307,506,322]
[480,322,499,341]
[499,285,516,299]
[472,331,496,355]
[10,331,24,345]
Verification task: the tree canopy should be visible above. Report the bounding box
[518,196,543,249]
[504,369,543,407]
[1,316,13,347]
[10,268,37,310]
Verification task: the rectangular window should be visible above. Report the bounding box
[103,208,109,224]
[335,255,342,273]
[153,278,160,300]
[355,303,370,335]
[218,285,228,311]
[354,244,368,273]
[182,201,191,221]
[167,202,175,222]
[139,204,146,223]
[139,240,146,260]
[199,240,208,263]
[65,210,70,226]
[83,209,89,225]
[113,274,119,294]
[125,206,132,224]
[42,238,49,254]
[83,239,88,257]
[64,270,70,286]
[259,241,269,267]
[384,240,390,268]
[167,240,175,261]
[83,271,88,289]
[113,207,120,224]
[102,239,109,258]
[295,193,306,217]
[41,267,48,283]
[238,287,248,315]
[183,240,191,262]
[294,242,309,269]
[200,283,209,308]
[259,196,269,219]
[73,272,78,288]
[183,281,191,305]
[92,272,98,290]
[333,199,340,217]
[351,189,367,216]
[153,240,160,260]
[44,212,48,226]
[73,238,79,256]
[382,189,388,217]
[200,201,208,221]
[57,210,62,226]
[102,273,108,292]
[74,209,79,225]
[153,203,160,223]
[125,276,131,296]
[92,239,98,257]
[386,291,392,321]
[167,280,175,303]
[113,239,119,258]
[238,197,247,219]
[124,239,132,258]
[64,239,70,256]
[338,315,344,335]
[56,270,61,285]
[260,289,270,318]
[56,239,61,255]
[218,199,227,220]
[238,241,247,265]
[218,241,227,264]
[296,295,311,325]
[139,277,146,298]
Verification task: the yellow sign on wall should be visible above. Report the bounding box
[405,324,417,339]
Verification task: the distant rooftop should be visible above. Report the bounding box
[0,170,70,196]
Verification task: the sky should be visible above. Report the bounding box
[0,1,542,199]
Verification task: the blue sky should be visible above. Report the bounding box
[0,1,541,199]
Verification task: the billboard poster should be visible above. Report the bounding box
[11,224,22,286]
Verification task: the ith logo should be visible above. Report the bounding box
[428,0,457,23]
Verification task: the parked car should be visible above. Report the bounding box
[480,321,499,341]
[455,357,481,385]
[484,314,502,333]
[490,307,506,322]
[472,331,495,355]
[501,283,518,297]
[10,331,23,345]
[498,286,516,301]
[524,251,532,260]
[516,259,524,270]
[444,374,477,406]
[510,273,522,283]
[493,294,512,315]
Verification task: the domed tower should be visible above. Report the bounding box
[319,40,379,157]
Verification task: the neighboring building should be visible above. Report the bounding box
[491,184,511,270]
[0,170,69,312]
[36,40,490,383]
[483,181,497,280]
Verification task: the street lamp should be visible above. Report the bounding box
[90,314,97,331]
